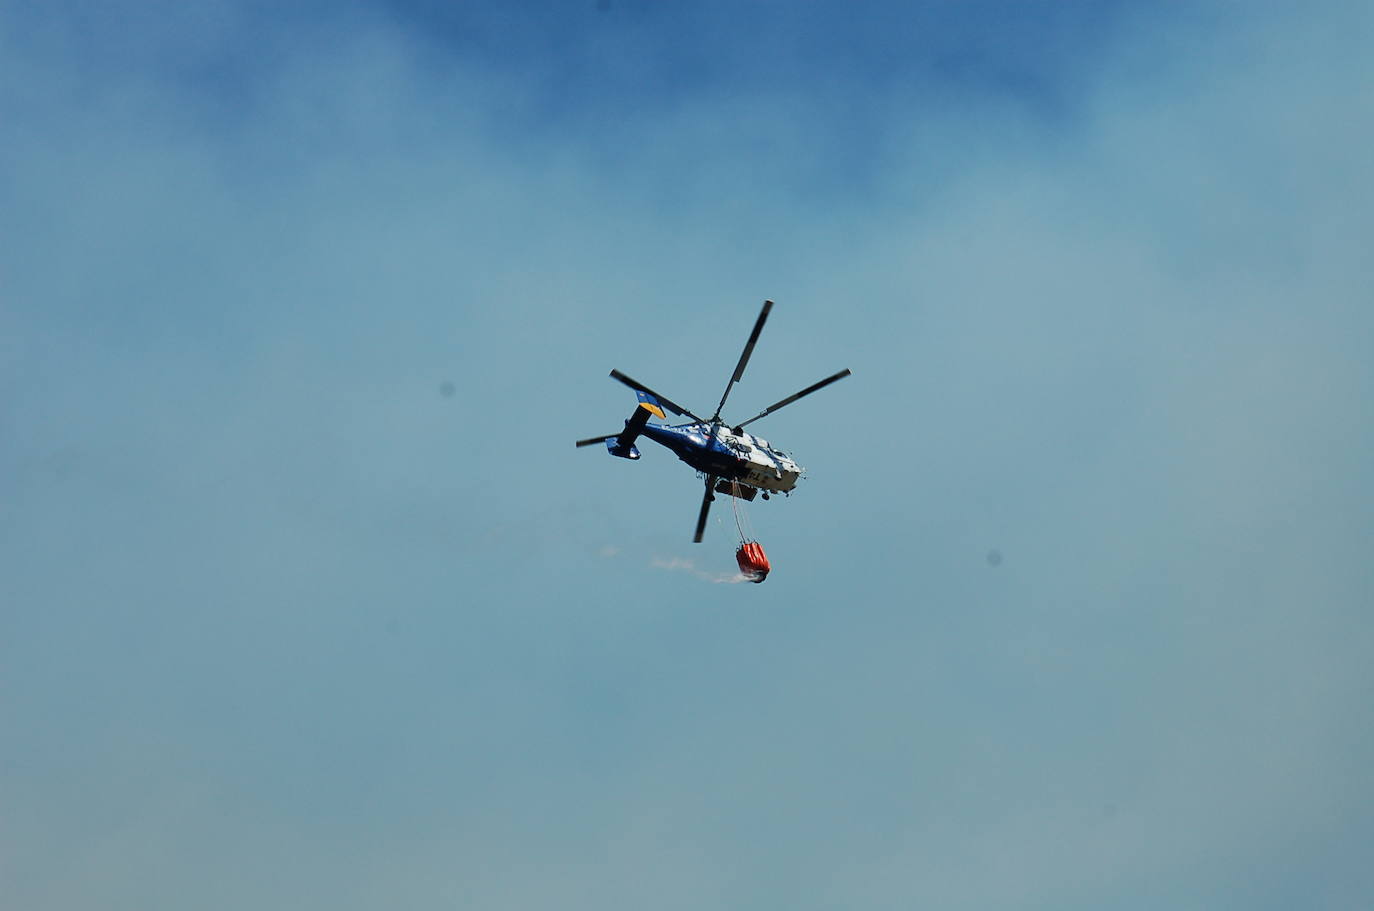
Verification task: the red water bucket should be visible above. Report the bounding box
[735,541,771,583]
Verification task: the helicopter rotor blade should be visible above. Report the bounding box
[734,368,852,429]
[712,299,773,420]
[575,434,617,447]
[693,474,716,543]
[609,370,707,423]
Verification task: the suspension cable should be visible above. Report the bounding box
[728,480,757,544]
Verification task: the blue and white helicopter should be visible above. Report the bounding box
[576,300,851,542]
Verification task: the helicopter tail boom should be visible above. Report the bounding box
[604,397,663,459]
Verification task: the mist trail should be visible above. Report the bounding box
[650,555,753,584]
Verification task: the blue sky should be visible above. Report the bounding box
[3,2,1373,908]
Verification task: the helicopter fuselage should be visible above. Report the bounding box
[634,422,802,492]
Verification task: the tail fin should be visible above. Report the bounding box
[607,395,662,459]
[635,391,666,419]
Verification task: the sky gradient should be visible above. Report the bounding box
[4,2,1373,908]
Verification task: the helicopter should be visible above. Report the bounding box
[575,300,851,542]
